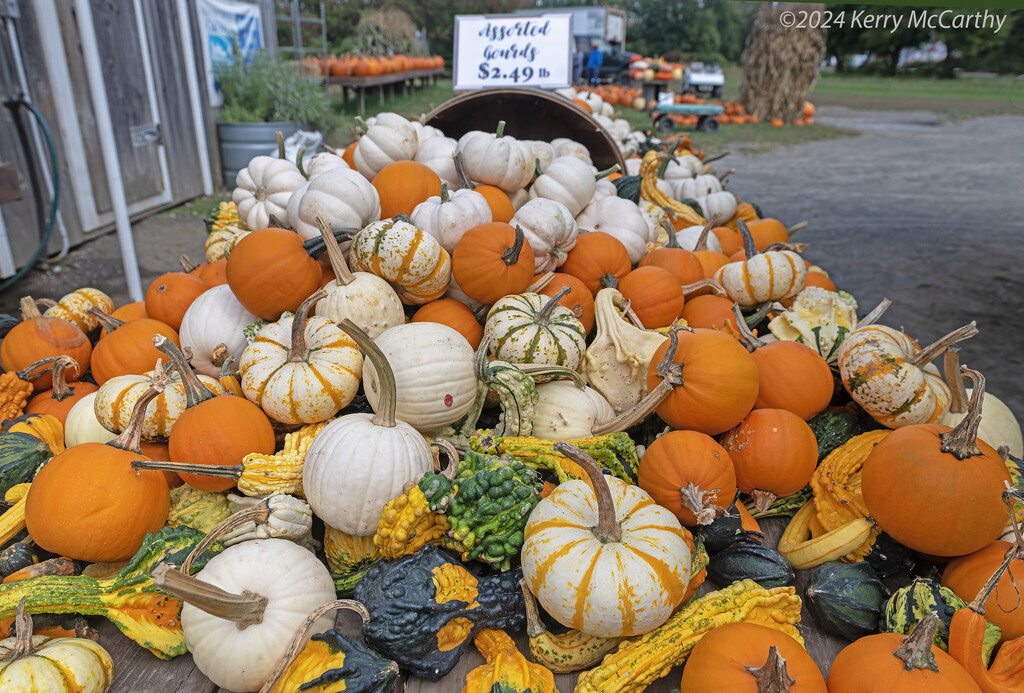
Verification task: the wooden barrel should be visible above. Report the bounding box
[425,88,626,172]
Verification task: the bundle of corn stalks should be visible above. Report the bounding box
[740,3,826,123]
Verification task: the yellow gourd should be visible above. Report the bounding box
[463,628,559,693]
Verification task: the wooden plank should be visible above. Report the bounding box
[0,162,23,204]
[95,620,211,693]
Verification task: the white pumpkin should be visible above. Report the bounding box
[285,180,311,234]
[662,154,704,179]
[232,156,306,230]
[445,274,486,313]
[64,393,116,446]
[509,187,530,211]
[362,323,477,433]
[303,323,434,534]
[240,293,363,425]
[531,380,615,439]
[576,197,650,264]
[525,140,558,174]
[94,366,225,439]
[176,539,337,692]
[528,156,595,216]
[410,119,444,143]
[484,292,587,371]
[940,389,1023,458]
[304,151,349,179]
[639,201,667,244]
[696,191,738,222]
[0,609,113,692]
[672,174,722,200]
[314,222,405,339]
[180,285,258,378]
[624,158,642,176]
[511,198,578,273]
[592,177,617,202]
[522,443,691,637]
[411,184,493,253]
[675,224,723,252]
[413,135,461,189]
[353,112,418,180]
[290,167,381,241]
[550,137,593,165]
[457,123,533,192]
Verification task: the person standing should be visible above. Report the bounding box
[573,45,584,86]
[587,42,603,87]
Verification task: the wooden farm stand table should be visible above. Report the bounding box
[328,68,445,116]
[93,517,909,692]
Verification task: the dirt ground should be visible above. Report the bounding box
[3,106,1022,421]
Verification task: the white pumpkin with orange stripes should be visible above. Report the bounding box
[521,442,691,638]
[838,321,976,429]
[43,288,114,333]
[349,216,452,305]
[714,220,806,307]
[240,291,362,425]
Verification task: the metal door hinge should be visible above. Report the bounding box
[130,122,162,148]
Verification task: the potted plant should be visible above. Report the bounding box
[216,50,330,187]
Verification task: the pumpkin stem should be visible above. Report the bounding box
[787,221,809,236]
[656,152,673,179]
[276,130,286,159]
[680,483,728,525]
[181,500,273,575]
[599,273,618,290]
[295,147,308,178]
[535,286,570,327]
[452,149,475,190]
[132,458,243,481]
[681,279,727,298]
[717,168,736,184]
[750,489,779,514]
[944,346,969,415]
[553,441,622,543]
[967,540,1018,614]
[940,367,986,460]
[894,611,942,672]
[856,298,892,328]
[13,356,61,382]
[211,344,229,369]
[315,216,355,286]
[495,120,506,138]
[911,321,978,367]
[338,319,397,428]
[18,296,42,321]
[502,226,527,266]
[178,253,199,273]
[534,157,544,178]
[8,598,36,660]
[520,580,547,638]
[258,598,375,693]
[746,645,796,693]
[109,378,168,454]
[433,439,461,480]
[517,363,587,389]
[620,299,646,330]
[152,563,268,629]
[526,272,555,293]
[595,164,620,181]
[732,304,766,351]
[737,219,758,260]
[47,356,80,402]
[660,219,682,248]
[439,181,450,203]
[763,242,807,253]
[693,215,720,252]
[86,306,125,334]
[288,290,327,364]
[593,323,690,435]
[154,335,216,408]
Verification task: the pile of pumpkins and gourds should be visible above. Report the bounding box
[0,104,1021,693]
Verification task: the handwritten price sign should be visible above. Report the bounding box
[454,14,572,90]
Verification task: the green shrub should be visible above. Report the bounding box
[216,50,330,126]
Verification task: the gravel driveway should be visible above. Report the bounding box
[4,106,1022,420]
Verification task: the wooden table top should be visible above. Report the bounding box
[95,516,891,693]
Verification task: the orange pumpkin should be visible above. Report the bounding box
[452,223,536,305]
[638,228,705,286]
[105,301,148,333]
[944,540,1024,642]
[680,295,739,335]
[0,297,91,391]
[691,222,732,279]
[645,326,758,435]
[412,299,484,350]
[681,622,826,692]
[474,185,515,223]
[827,612,981,692]
[638,430,737,526]
[342,142,357,168]
[572,98,593,114]
[537,273,595,334]
[804,270,836,292]
[23,356,98,425]
[771,119,784,127]
[226,228,323,321]
[144,272,208,332]
[559,232,632,295]
[373,160,442,219]
[24,383,170,562]
[139,440,182,488]
[617,266,685,329]
[89,309,180,385]
[720,408,818,510]
[159,337,275,491]
[860,368,1010,558]
[197,258,228,286]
